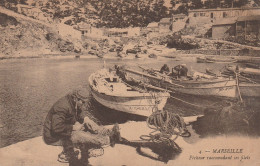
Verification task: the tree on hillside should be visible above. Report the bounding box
[254,0,260,6]
[233,0,250,7]
[212,0,221,7]
[0,0,18,5]
[223,0,235,7]
[152,0,168,22]
[170,0,176,9]
[176,3,189,14]
[49,0,60,5]
[204,0,222,8]
[19,0,27,4]
[190,0,204,9]
[223,0,249,8]
[169,0,176,14]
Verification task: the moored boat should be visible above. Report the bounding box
[235,56,260,64]
[205,57,237,63]
[244,63,260,69]
[239,83,260,97]
[222,65,260,97]
[89,68,170,117]
[122,66,237,98]
[226,65,260,76]
[196,57,207,63]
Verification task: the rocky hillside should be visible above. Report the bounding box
[0,8,79,58]
[1,0,259,29]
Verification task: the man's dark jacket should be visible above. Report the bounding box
[43,95,81,144]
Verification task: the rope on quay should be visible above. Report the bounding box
[140,110,191,152]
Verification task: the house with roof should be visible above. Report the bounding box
[158,18,172,33]
[212,15,260,40]
[172,14,187,22]
[212,17,237,39]
[75,22,92,35]
[188,7,260,25]
[103,28,128,37]
[172,14,188,32]
[103,27,140,38]
[235,15,260,41]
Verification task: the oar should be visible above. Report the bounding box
[235,71,243,102]
[237,74,257,84]
[138,65,160,72]
[139,82,173,93]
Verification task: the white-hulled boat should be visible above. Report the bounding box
[89,68,170,117]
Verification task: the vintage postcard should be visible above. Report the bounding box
[0,0,260,166]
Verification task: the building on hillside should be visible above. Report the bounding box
[103,28,128,37]
[75,22,91,35]
[147,22,159,33]
[236,15,260,41]
[212,18,237,39]
[211,15,260,40]
[171,14,188,32]
[103,27,140,37]
[172,14,187,22]
[188,7,260,26]
[158,18,172,33]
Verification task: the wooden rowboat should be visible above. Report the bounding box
[89,68,170,117]
[239,83,260,97]
[222,65,260,97]
[122,67,237,98]
[196,57,207,63]
[197,56,237,63]
[205,57,237,63]
[226,65,260,76]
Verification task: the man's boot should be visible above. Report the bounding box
[109,123,121,147]
[58,150,79,163]
[79,144,92,166]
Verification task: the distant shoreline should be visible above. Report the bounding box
[1,50,260,61]
[0,54,99,61]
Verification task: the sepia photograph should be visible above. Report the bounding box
[0,0,260,166]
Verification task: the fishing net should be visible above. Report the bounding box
[192,102,260,136]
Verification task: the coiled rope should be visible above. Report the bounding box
[140,110,191,151]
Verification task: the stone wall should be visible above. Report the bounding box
[182,49,260,56]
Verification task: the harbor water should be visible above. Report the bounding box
[0,56,255,148]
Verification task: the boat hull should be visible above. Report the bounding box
[125,68,237,98]
[239,83,260,97]
[149,79,237,98]
[206,57,237,63]
[196,57,206,63]
[90,87,169,117]
[89,69,170,117]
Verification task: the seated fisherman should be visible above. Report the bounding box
[43,87,121,165]
[173,64,188,78]
[160,64,170,74]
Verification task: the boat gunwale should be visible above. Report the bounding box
[88,71,170,98]
[125,67,235,85]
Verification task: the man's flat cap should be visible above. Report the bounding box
[72,87,91,100]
